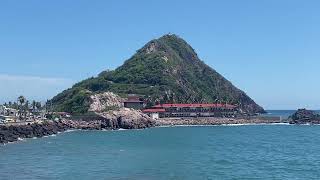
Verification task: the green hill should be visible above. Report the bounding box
[51,34,265,114]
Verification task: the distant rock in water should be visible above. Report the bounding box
[289,109,320,124]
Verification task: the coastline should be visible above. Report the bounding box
[1,117,284,145]
[0,117,155,144]
[155,123,290,128]
[154,117,282,126]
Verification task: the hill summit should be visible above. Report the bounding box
[51,34,265,114]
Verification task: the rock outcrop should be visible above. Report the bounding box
[289,109,320,124]
[98,108,155,129]
[0,121,71,144]
[89,92,124,112]
[0,108,155,144]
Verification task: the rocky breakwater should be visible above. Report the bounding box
[155,116,281,126]
[0,108,155,144]
[289,109,320,124]
[0,91,155,144]
[0,121,72,144]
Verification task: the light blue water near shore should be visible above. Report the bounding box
[1,125,320,180]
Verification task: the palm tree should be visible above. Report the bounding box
[36,102,42,111]
[32,100,36,114]
[18,96,25,106]
[24,100,29,120]
[18,96,25,120]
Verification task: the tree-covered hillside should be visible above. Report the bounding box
[51,34,265,114]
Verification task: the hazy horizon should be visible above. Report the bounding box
[1,0,319,110]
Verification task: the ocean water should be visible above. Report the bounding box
[1,125,320,179]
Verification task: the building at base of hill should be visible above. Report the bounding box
[143,103,238,119]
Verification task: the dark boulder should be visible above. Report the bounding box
[289,109,320,124]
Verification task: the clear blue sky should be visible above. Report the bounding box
[0,0,319,110]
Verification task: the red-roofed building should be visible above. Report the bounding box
[143,103,238,119]
[123,95,144,109]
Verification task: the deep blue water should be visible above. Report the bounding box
[1,125,320,180]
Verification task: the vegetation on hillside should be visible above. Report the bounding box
[51,34,265,114]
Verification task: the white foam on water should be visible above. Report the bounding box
[17,137,25,141]
[65,129,78,133]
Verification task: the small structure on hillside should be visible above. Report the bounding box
[0,105,19,123]
[143,103,238,119]
[0,115,16,123]
[0,105,4,115]
[0,105,18,117]
[123,95,144,110]
[46,112,71,120]
[142,108,166,119]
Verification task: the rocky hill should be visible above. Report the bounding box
[50,34,265,114]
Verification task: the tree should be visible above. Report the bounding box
[45,100,50,112]
[18,96,25,106]
[32,100,36,114]
[36,102,42,111]
[18,96,26,120]
[24,100,29,120]
[8,101,12,108]
[13,102,18,109]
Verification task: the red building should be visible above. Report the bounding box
[123,95,144,109]
[143,103,238,118]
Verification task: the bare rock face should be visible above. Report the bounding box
[88,91,154,129]
[89,92,124,112]
[98,108,155,129]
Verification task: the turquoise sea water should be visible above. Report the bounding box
[1,124,320,180]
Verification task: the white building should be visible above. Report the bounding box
[0,105,18,123]
[0,105,5,115]
[142,109,165,119]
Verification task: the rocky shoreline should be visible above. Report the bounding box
[0,118,155,144]
[3,107,318,144]
[155,117,281,126]
[1,115,283,144]
[0,108,156,144]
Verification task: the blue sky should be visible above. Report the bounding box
[0,0,319,110]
